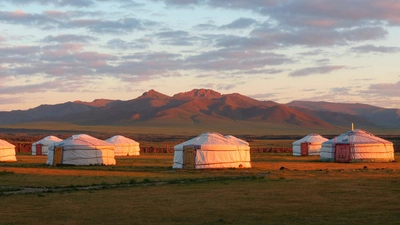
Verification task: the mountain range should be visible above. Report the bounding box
[0,89,399,129]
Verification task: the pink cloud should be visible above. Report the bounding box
[11,10,27,17]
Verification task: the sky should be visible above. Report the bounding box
[0,0,399,112]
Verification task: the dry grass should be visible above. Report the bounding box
[4,120,390,136]
[1,153,400,225]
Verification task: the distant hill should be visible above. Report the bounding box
[286,101,400,127]
[0,89,399,130]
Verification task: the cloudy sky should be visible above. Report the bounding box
[0,0,399,111]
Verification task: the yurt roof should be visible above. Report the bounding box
[174,132,243,150]
[33,136,63,145]
[224,135,249,146]
[55,134,112,147]
[293,133,328,145]
[324,129,392,145]
[105,135,139,145]
[0,139,15,148]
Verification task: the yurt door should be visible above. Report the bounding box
[334,144,351,163]
[183,146,195,169]
[53,146,63,166]
[36,144,43,155]
[301,142,309,156]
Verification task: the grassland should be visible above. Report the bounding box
[4,120,400,136]
[1,153,400,225]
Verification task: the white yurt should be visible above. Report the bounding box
[0,139,17,162]
[292,133,328,156]
[47,134,115,166]
[32,135,63,155]
[320,129,395,162]
[173,132,251,169]
[105,135,140,156]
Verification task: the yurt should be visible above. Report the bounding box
[292,133,328,156]
[320,129,395,162]
[47,134,115,166]
[32,135,63,155]
[0,139,17,162]
[105,135,140,156]
[173,132,251,169]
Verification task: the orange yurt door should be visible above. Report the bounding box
[301,142,309,156]
[334,144,351,163]
[183,146,195,169]
[53,146,63,166]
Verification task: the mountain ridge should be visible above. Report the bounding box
[0,89,399,129]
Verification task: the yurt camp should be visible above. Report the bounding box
[0,139,17,162]
[292,133,328,156]
[173,132,251,169]
[32,135,63,155]
[47,134,115,166]
[320,129,395,162]
[105,135,140,156]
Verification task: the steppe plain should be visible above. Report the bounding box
[1,124,400,225]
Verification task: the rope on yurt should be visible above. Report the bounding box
[349,131,354,160]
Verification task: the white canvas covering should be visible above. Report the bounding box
[173,132,251,169]
[32,135,63,155]
[292,133,328,156]
[47,134,115,165]
[320,129,394,162]
[105,135,140,156]
[0,139,17,162]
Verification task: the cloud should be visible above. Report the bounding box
[289,65,346,77]
[251,24,387,47]
[0,43,118,78]
[154,30,198,46]
[0,80,58,94]
[68,17,158,34]
[186,49,292,71]
[298,49,326,56]
[0,45,40,56]
[106,38,150,50]
[157,0,400,27]
[249,93,276,99]
[351,44,400,53]
[0,10,61,28]
[97,51,183,78]
[330,87,352,95]
[0,9,160,34]
[193,23,218,30]
[153,0,202,7]
[2,0,96,7]
[220,18,258,29]
[300,89,316,92]
[43,34,97,43]
[216,83,236,90]
[238,68,285,75]
[364,81,400,97]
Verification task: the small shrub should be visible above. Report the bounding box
[128,179,136,184]
[0,170,14,175]
[142,178,151,183]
